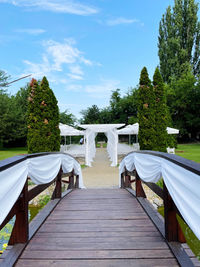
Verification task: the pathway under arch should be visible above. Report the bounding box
[82,148,119,188]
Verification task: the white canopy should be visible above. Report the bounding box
[167,127,179,134]
[117,123,139,135]
[59,123,85,136]
[117,123,179,135]
[79,124,125,132]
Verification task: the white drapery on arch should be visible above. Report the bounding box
[79,124,124,167]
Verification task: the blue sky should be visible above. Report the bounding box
[0,0,174,119]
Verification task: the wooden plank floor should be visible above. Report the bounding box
[16,189,179,267]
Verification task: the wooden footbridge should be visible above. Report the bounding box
[0,152,200,267]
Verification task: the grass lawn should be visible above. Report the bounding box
[0,147,27,161]
[176,143,200,163]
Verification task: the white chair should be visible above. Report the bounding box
[133,143,140,151]
[167,147,175,154]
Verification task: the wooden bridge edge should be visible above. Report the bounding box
[0,189,73,267]
[126,188,196,267]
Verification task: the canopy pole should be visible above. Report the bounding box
[64,136,66,151]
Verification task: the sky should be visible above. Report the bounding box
[0,0,175,119]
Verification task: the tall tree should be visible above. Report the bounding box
[153,68,168,152]
[60,110,76,126]
[27,77,60,153]
[80,105,101,124]
[138,67,156,150]
[167,65,200,140]
[0,70,9,90]
[158,0,200,82]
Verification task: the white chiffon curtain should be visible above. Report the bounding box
[0,153,84,226]
[119,152,200,240]
[85,129,97,167]
[106,129,118,166]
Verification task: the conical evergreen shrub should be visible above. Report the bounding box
[138,67,156,150]
[27,77,60,153]
[153,67,168,152]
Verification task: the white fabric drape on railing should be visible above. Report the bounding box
[0,153,84,226]
[119,152,200,240]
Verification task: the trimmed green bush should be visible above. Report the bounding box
[153,67,168,152]
[138,67,156,150]
[27,77,60,153]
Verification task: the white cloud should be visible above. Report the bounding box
[15,28,46,35]
[23,39,93,79]
[107,17,140,26]
[66,84,83,91]
[69,65,83,75]
[44,39,81,71]
[85,79,120,98]
[0,0,98,15]
[68,73,83,80]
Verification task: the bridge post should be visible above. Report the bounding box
[135,171,146,198]
[124,168,131,188]
[75,175,79,188]
[53,167,62,199]
[9,179,29,244]
[163,182,185,242]
[120,173,125,188]
[68,169,75,189]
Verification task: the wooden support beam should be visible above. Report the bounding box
[54,168,62,199]
[75,175,79,188]
[9,180,29,245]
[120,173,124,188]
[68,170,74,189]
[135,171,146,198]
[124,168,131,188]
[163,182,185,242]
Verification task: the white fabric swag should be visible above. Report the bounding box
[0,154,84,226]
[119,152,200,240]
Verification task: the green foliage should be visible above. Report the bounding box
[0,83,29,147]
[158,0,200,82]
[80,105,101,124]
[153,68,168,152]
[0,70,9,91]
[138,67,156,150]
[167,67,200,140]
[27,77,60,153]
[38,194,51,207]
[60,109,76,125]
[80,88,138,125]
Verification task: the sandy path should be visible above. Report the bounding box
[82,148,119,188]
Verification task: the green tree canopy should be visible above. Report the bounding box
[166,66,200,139]
[0,70,9,91]
[158,0,200,82]
[80,105,101,124]
[60,110,76,126]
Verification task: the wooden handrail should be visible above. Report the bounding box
[120,150,200,243]
[0,152,80,245]
[121,169,186,243]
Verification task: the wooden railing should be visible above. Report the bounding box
[0,152,79,246]
[120,151,200,243]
